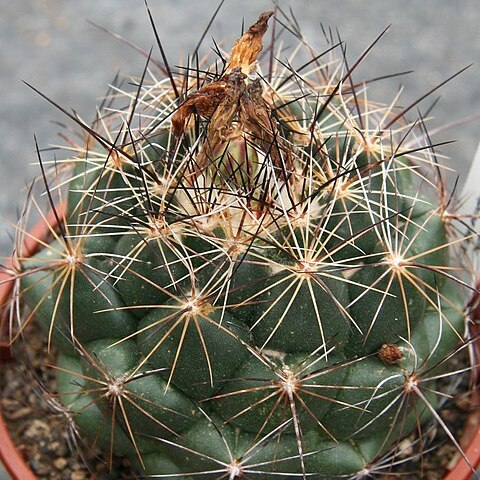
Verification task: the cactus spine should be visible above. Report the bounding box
[12,9,478,479]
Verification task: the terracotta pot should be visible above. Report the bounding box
[0,214,479,480]
[443,283,480,480]
[0,212,53,480]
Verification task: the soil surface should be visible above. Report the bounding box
[0,327,134,480]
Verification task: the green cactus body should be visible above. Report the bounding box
[16,10,476,480]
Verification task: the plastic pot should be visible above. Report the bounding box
[0,215,479,480]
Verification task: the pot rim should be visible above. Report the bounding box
[0,215,479,480]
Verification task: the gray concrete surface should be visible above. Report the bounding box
[1,0,479,257]
[0,2,479,478]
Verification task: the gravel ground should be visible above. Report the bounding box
[1,324,134,480]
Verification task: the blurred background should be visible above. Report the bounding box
[0,0,479,255]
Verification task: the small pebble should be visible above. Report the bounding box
[24,419,50,440]
[397,437,414,458]
[5,406,32,420]
[71,471,87,480]
[54,457,68,470]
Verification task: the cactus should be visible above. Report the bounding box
[11,8,479,479]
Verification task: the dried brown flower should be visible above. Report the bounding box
[172,11,274,137]
[171,80,229,136]
[225,11,274,75]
